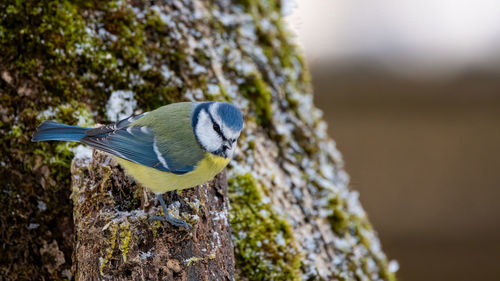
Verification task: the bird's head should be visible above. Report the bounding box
[192,102,243,158]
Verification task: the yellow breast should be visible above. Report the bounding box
[114,153,230,193]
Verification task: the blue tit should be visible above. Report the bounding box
[32,101,244,228]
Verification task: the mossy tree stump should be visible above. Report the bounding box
[0,0,396,280]
[71,151,234,280]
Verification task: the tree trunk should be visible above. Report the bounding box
[0,0,397,280]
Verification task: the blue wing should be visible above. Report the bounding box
[81,114,195,174]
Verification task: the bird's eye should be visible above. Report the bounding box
[213,123,220,132]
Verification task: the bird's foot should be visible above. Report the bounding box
[148,214,191,229]
[151,193,192,229]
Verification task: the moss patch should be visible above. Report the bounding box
[228,173,301,281]
[327,195,397,281]
[119,222,132,263]
[100,223,119,276]
[238,73,273,127]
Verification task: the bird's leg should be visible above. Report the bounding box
[149,193,191,229]
[173,190,187,207]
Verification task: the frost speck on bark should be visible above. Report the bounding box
[0,0,396,280]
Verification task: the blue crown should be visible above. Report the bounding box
[192,102,244,132]
[217,102,243,131]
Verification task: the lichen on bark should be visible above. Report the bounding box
[1,0,396,280]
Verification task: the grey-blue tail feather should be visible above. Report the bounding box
[31,120,90,142]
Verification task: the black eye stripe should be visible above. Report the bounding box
[212,123,226,141]
[206,110,227,141]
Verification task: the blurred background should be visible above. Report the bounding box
[286,1,500,280]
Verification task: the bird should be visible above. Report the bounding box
[32,101,244,229]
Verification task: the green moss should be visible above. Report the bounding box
[379,260,397,281]
[327,196,350,235]
[149,202,164,238]
[228,173,301,281]
[211,82,233,102]
[1,0,189,116]
[186,256,203,267]
[100,222,118,276]
[240,0,312,118]
[185,251,217,267]
[326,194,397,280]
[238,73,273,127]
[119,222,132,263]
[242,0,290,69]
[10,125,22,137]
[248,140,256,150]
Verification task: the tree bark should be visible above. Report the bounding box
[71,151,234,280]
[0,0,397,280]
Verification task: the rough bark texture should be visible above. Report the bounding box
[71,151,234,280]
[0,0,397,280]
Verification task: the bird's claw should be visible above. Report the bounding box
[149,215,191,229]
[152,193,191,229]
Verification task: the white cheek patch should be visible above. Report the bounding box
[196,110,222,152]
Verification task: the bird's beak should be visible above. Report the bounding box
[223,142,232,152]
[222,141,235,158]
